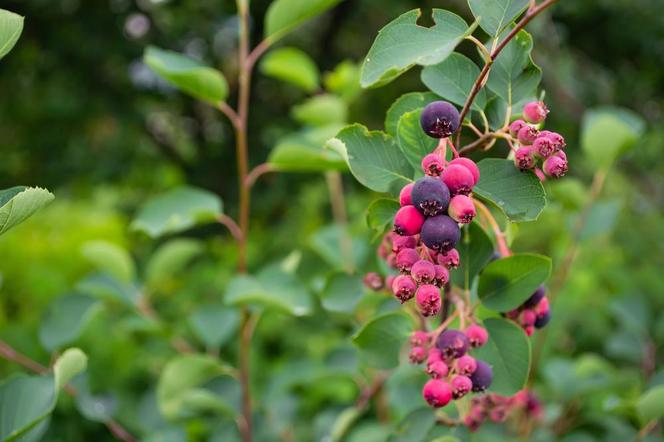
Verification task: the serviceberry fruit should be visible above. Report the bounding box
[420,101,460,139]
[396,248,419,272]
[450,157,480,185]
[427,360,449,379]
[452,375,473,399]
[436,329,470,359]
[421,153,445,176]
[411,177,451,216]
[542,155,568,178]
[391,274,417,303]
[541,130,566,150]
[422,379,453,408]
[433,264,450,287]
[421,215,461,252]
[392,235,417,253]
[523,101,549,124]
[409,346,427,364]
[363,272,384,291]
[533,136,555,158]
[410,330,430,347]
[470,360,493,392]
[521,310,536,327]
[394,205,425,235]
[441,164,475,196]
[456,355,477,375]
[448,194,476,224]
[514,147,536,170]
[523,285,545,308]
[411,259,436,284]
[535,310,551,329]
[465,325,489,348]
[399,183,414,206]
[438,248,460,269]
[416,284,441,317]
[517,125,539,145]
[509,119,527,137]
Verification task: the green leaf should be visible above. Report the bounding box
[468,0,529,36]
[581,107,645,169]
[474,158,546,222]
[421,53,486,110]
[636,385,664,425]
[385,92,440,136]
[0,186,54,236]
[131,186,223,238]
[76,273,140,307]
[320,272,364,313]
[0,9,23,60]
[361,9,474,88]
[269,124,347,172]
[225,265,313,316]
[388,407,436,442]
[324,60,361,102]
[264,0,343,41]
[145,239,204,289]
[366,198,399,237]
[473,318,530,395]
[291,94,347,126]
[260,47,319,92]
[39,294,100,352]
[328,124,413,193]
[189,304,240,348]
[144,46,228,104]
[486,30,541,105]
[352,312,413,369]
[396,109,438,170]
[157,354,234,420]
[309,225,369,270]
[478,253,551,312]
[578,200,621,241]
[80,240,135,283]
[54,348,88,391]
[451,222,495,288]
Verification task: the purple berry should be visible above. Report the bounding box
[448,194,476,224]
[441,164,474,196]
[399,183,414,206]
[422,379,453,408]
[421,153,445,176]
[509,119,527,137]
[394,205,425,235]
[421,215,461,253]
[534,310,551,329]
[542,155,568,178]
[470,360,493,392]
[523,101,549,124]
[396,248,419,272]
[533,137,555,158]
[391,274,417,303]
[420,101,460,139]
[449,157,480,185]
[514,146,536,170]
[451,375,473,399]
[465,325,488,348]
[436,329,470,359]
[523,285,545,308]
[411,177,451,216]
[416,284,441,317]
[411,259,436,284]
[517,126,539,145]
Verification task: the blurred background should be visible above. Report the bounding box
[0,0,662,441]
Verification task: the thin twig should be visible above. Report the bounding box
[474,200,511,257]
[326,172,354,272]
[245,163,275,188]
[218,214,244,242]
[218,101,241,129]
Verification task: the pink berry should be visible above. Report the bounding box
[411,259,436,284]
[385,275,396,290]
[450,157,480,185]
[391,274,417,303]
[427,348,442,365]
[421,153,445,176]
[523,101,549,124]
[509,119,527,137]
[517,125,539,145]
[535,297,550,316]
[392,235,417,253]
[427,360,449,379]
[456,355,477,375]
[489,408,507,423]
[441,164,475,196]
[541,130,566,150]
[396,248,419,272]
[438,248,460,269]
[524,325,535,336]
[514,146,536,170]
[415,284,441,317]
[448,194,476,224]
[451,375,473,399]
[399,183,414,206]
[409,346,427,364]
[363,272,384,291]
[386,253,397,269]
[521,310,537,327]
[555,149,567,161]
[533,136,555,158]
[465,325,488,347]
[422,379,453,408]
[433,265,449,287]
[394,205,425,236]
[410,330,430,347]
[542,155,568,178]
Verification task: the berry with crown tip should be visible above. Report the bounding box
[533,136,555,158]
[409,346,427,364]
[422,379,453,408]
[524,285,545,308]
[363,272,384,291]
[427,360,450,379]
[411,259,436,284]
[470,360,493,392]
[541,130,566,150]
[448,194,476,224]
[420,101,460,139]
[534,310,551,328]
[410,330,430,347]
[439,248,460,269]
[517,125,539,145]
[452,375,473,399]
[441,164,475,196]
[391,274,417,303]
[437,329,470,359]
[399,183,414,206]
[543,155,568,178]
[422,153,445,176]
[521,310,536,327]
[433,264,450,287]
[456,355,477,376]
[394,205,425,235]
[392,235,417,253]
[411,177,451,216]
[509,119,527,137]
[514,146,536,170]
[465,325,489,347]
[421,215,461,252]
[396,248,419,272]
[523,101,549,124]
[416,284,441,317]
[450,157,480,185]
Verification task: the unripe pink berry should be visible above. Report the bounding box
[523,101,549,124]
[524,325,535,336]
[385,275,396,290]
[422,379,452,408]
[533,137,555,158]
[396,248,419,272]
[465,325,488,347]
[427,360,449,379]
[448,194,476,224]
[509,119,527,137]
[391,274,417,303]
[394,205,425,236]
[427,347,442,365]
[421,153,445,177]
[542,155,568,178]
[363,272,384,291]
[441,164,475,196]
[409,346,427,364]
[456,355,477,375]
[411,259,436,284]
[505,309,520,320]
[535,296,550,316]
[450,158,480,185]
[517,125,539,145]
[433,264,449,287]
[386,253,397,269]
[514,146,536,170]
[399,183,414,206]
[541,130,566,150]
[392,235,417,253]
[489,408,507,423]
[555,149,567,161]
[521,310,537,327]
[451,375,473,399]
[438,248,460,269]
[410,330,430,347]
[415,284,441,317]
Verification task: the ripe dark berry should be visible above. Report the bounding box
[438,248,460,269]
[409,346,427,364]
[399,183,414,206]
[451,375,473,399]
[421,215,461,253]
[450,158,480,185]
[448,195,476,224]
[523,285,545,308]
[465,325,488,348]
[517,126,539,145]
[436,329,470,359]
[514,147,536,170]
[420,101,460,139]
[441,164,474,196]
[456,355,477,375]
[394,205,425,235]
[422,379,453,408]
[534,310,551,328]
[543,155,568,178]
[533,137,555,158]
[411,259,436,284]
[411,177,451,216]
[523,101,549,124]
[470,360,493,392]
[391,274,417,303]
[415,284,441,317]
[421,153,445,176]
[396,248,419,272]
[509,119,527,137]
[433,264,449,287]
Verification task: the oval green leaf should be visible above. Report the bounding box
[421,52,486,110]
[352,312,413,369]
[0,8,24,60]
[264,0,343,41]
[189,304,240,349]
[81,240,135,283]
[0,186,54,236]
[581,107,645,170]
[396,109,438,170]
[260,47,319,92]
[320,272,364,313]
[468,0,529,36]
[39,294,100,352]
[269,124,347,172]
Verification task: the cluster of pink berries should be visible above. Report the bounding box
[409,325,494,409]
[504,285,551,336]
[465,389,543,431]
[510,101,568,179]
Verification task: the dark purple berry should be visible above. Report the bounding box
[534,310,551,329]
[421,215,460,252]
[420,101,460,139]
[523,285,545,308]
[470,360,493,392]
[411,177,450,217]
[436,329,470,359]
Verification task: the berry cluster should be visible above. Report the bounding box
[509,101,569,179]
[409,326,493,409]
[465,389,543,431]
[503,285,552,336]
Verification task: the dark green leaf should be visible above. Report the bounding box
[269,124,347,172]
[396,109,438,170]
[260,47,319,92]
[0,186,54,236]
[264,0,343,41]
[451,222,494,288]
[352,312,413,368]
[320,272,364,313]
[366,198,399,237]
[385,92,439,136]
[39,294,100,352]
[421,53,486,110]
[581,107,645,169]
[636,385,664,424]
[0,9,23,60]
[468,0,529,36]
[388,407,436,442]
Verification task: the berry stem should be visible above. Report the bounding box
[474,200,511,257]
[245,163,275,188]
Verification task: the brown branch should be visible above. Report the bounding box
[218,214,244,243]
[245,163,275,188]
[475,199,511,257]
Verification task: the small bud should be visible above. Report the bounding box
[409,346,427,364]
[523,101,549,124]
[427,360,449,379]
[438,248,460,269]
[533,137,555,158]
[391,235,418,253]
[456,355,477,376]
[448,194,476,224]
[541,130,566,150]
[433,264,450,287]
[363,272,384,291]
[451,375,473,399]
[465,325,488,347]
[396,248,419,272]
[410,330,430,347]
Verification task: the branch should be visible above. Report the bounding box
[475,200,511,257]
[245,163,275,188]
[218,214,244,243]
